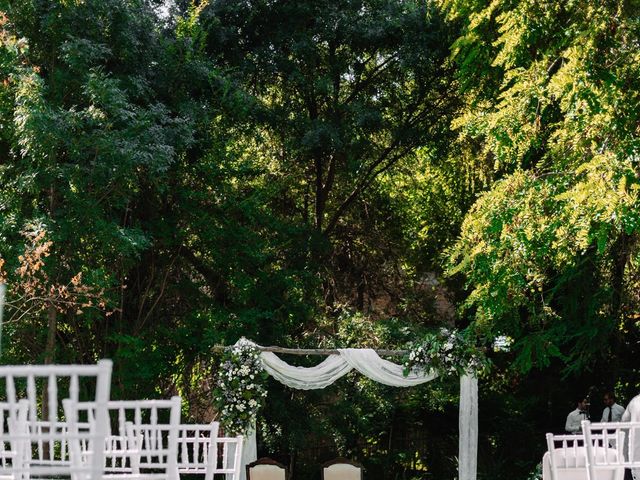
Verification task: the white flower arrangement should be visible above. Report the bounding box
[213,339,268,436]
[403,328,489,377]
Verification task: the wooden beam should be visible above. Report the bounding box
[212,345,407,357]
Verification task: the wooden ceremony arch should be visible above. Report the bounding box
[215,343,478,480]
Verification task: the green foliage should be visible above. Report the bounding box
[3,0,640,478]
[404,328,489,377]
[444,0,640,377]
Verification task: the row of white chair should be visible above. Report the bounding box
[544,420,640,480]
[0,360,243,479]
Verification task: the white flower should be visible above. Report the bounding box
[249,399,257,408]
[493,335,514,352]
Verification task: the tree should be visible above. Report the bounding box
[444,0,640,375]
[0,0,195,377]
[190,0,460,319]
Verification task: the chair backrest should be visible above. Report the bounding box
[582,420,640,479]
[176,422,219,479]
[0,361,112,479]
[0,400,29,476]
[322,457,363,480]
[545,432,623,480]
[246,457,287,480]
[69,396,181,480]
[216,435,244,480]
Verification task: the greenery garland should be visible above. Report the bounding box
[213,340,269,436]
[403,328,493,377]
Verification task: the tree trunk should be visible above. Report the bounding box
[45,303,57,365]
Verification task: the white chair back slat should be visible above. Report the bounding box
[70,373,80,403]
[222,437,229,471]
[48,373,58,422]
[117,405,126,437]
[233,436,243,479]
[5,376,15,404]
[26,374,37,422]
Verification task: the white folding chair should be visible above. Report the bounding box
[583,420,640,480]
[67,397,181,480]
[0,400,29,479]
[544,432,622,480]
[215,436,243,480]
[176,423,219,479]
[0,360,113,479]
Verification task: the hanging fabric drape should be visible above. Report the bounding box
[232,339,477,480]
[338,349,438,386]
[260,347,437,390]
[459,374,478,480]
[260,352,353,389]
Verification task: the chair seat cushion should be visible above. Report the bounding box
[323,463,361,480]
[248,464,286,480]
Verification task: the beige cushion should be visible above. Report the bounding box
[248,464,286,480]
[323,463,362,480]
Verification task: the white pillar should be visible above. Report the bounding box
[459,374,478,480]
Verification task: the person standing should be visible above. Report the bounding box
[601,392,626,423]
[622,393,640,480]
[565,396,590,433]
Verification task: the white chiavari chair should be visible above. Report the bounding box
[67,397,181,480]
[583,420,640,480]
[176,423,219,479]
[0,400,29,479]
[0,361,112,479]
[544,431,623,480]
[212,435,243,480]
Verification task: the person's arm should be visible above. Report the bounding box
[565,412,575,432]
[622,407,630,422]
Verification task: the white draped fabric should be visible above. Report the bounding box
[260,347,438,389]
[234,340,478,480]
[260,352,352,389]
[338,348,438,386]
[459,374,478,480]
